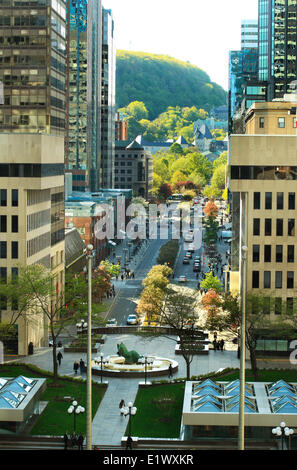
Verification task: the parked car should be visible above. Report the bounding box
[183,258,190,264]
[106,318,118,327]
[178,275,188,283]
[127,314,139,325]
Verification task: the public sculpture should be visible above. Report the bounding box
[117,342,141,364]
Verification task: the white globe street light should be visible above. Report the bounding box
[272,422,294,450]
[67,400,85,432]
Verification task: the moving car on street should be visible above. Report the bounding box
[106,318,118,327]
[126,314,139,325]
[178,275,188,283]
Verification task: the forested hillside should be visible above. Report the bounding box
[116,50,227,120]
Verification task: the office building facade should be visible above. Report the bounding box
[241,20,258,50]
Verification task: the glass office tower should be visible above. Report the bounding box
[101,8,115,189]
[0,0,66,135]
[68,0,102,192]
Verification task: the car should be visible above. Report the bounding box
[193,266,200,272]
[183,258,190,264]
[178,275,187,283]
[106,318,118,327]
[187,245,195,253]
[127,314,139,325]
[185,251,192,258]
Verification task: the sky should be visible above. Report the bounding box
[102,0,259,92]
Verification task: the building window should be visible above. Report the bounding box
[254,192,261,210]
[11,215,18,233]
[278,117,285,128]
[11,189,18,207]
[288,219,295,236]
[276,219,283,236]
[253,218,260,236]
[288,193,295,210]
[264,271,271,289]
[277,192,283,210]
[288,245,295,263]
[11,241,18,259]
[275,271,282,289]
[0,189,7,207]
[264,245,271,262]
[0,215,7,233]
[0,241,7,258]
[259,117,265,128]
[287,271,294,289]
[275,298,282,315]
[276,245,283,262]
[252,271,259,288]
[265,219,271,236]
[265,192,272,209]
[287,297,294,315]
[263,297,270,314]
[252,245,260,262]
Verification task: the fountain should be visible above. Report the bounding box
[91,342,178,378]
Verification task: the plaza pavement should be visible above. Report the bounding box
[15,332,241,446]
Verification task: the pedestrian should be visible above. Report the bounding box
[213,339,217,351]
[77,433,84,450]
[57,350,63,367]
[168,363,173,379]
[197,281,200,290]
[73,360,79,375]
[220,339,225,351]
[126,435,133,450]
[200,288,203,296]
[119,399,125,415]
[121,274,124,281]
[79,358,85,374]
[63,431,69,450]
[71,431,77,448]
[213,331,217,341]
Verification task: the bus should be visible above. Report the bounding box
[168,194,184,202]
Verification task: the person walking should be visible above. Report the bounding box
[126,435,133,450]
[79,358,85,374]
[220,339,225,351]
[77,433,84,450]
[213,339,217,351]
[73,360,79,375]
[57,351,63,367]
[168,363,173,379]
[71,431,77,448]
[119,399,125,415]
[63,431,69,450]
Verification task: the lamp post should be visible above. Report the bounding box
[238,245,248,450]
[68,400,85,432]
[272,422,294,450]
[120,402,137,439]
[86,243,93,450]
[139,355,153,385]
[76,319,87,333]
[94,353,108,384]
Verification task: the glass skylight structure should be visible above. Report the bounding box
[0,376,36,409]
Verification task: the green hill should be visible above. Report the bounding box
[116,50,227,120]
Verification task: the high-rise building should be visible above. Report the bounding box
[101,8,115,189]
[228,98,297,355]
[0,0,66,354]
[67,0,115,192]
[67,0,102,193]
[258,0,297,100]
[241,20,258,50]
[0,0,66,134]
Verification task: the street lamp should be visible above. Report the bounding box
[238,244,248,450]
[68,400,85,432]
[139,355,153,385]
[94,353,108,384]
[76,319,87,333]
[120,402,137,439]
[86,243,93,450]
[272,422,294,450]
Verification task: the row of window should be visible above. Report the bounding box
[253,218,295,236]
[0,189,18,207]
[252,270,295,289]
[251,296,294,316]
[0,240,18,258]
[0,215,18,232]
[0,163,64,177]
[258,116,297,128]
[115,161,133,166]
[27,209,50,232]
[27,231,50,257]
[231,166,297,181]
[253,244,294,263]
[254,191,295,210]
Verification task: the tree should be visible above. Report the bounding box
[201,272,223,293]
[169,143,184,155]
[158,183,173,201]
[203,200,219,219]
[201,289,222,316]
[0,265,88,384]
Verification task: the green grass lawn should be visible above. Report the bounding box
[218,368,297,383]
[126,383,185,438]
[0,364,105,436]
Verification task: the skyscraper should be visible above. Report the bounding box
[67,0,115,192]
[241,20,258,50]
